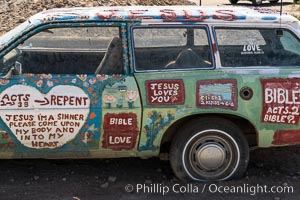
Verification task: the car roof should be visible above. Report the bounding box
[29,6,298,25]
[1,6,299,53]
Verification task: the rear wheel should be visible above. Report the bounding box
[252,0,263,5]
[229,0,239,4]
[170,117,249,181]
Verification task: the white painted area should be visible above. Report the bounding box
[0,85,90,149]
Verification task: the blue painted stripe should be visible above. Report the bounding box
[262,16,277,20]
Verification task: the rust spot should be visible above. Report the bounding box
[212,43,217,54]
[272,130,300,145]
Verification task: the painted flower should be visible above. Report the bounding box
[147,111,152,117]
[40,74,47,79]
[81,131,93,144]
[96,74,108,81]
[77,74,87,81]
[36,80,43,87]
[89,78,96,85]
[83,82,89,87]
[46,74,52,79]
[71,78,77,84]
[47,80,53,87]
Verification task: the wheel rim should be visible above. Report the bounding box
[183,129,240,181]
[193,141,227,170]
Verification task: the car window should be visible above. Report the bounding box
[22,27,119,50]
[216,29,266,46]
[134,28,187,47]
[0,26,123,75]
[133,27,213,71]
[194,29,209,46]
[280,30,300,55]
[215,28,300,67]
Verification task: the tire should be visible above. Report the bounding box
[252,0,263,5]
[269,0,279,3]
[170,117,249,181]
[229,0,239,4]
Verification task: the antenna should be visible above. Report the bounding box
[199,0,202,6]
[280,0,283,16]
[277,0,283,36]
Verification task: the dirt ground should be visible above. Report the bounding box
[0,0,299,200]
[0,146,299,200]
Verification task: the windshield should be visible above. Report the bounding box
[0,21,31,48]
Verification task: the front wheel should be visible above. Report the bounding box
[229,0,239,4]
[252,0,263,5]
[170,117,249,181]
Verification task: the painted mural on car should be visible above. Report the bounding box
[0,6,299,182]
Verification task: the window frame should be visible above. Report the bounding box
[131,24,215,72]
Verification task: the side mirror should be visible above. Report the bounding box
[1,61,22,79]
[3,49,19,65]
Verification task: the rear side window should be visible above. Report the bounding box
[215,28,300,67]
[133,27,213,71]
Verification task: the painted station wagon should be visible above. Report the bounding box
[0,6,300,181]
[229,0,284,6]
[229,0,299,6]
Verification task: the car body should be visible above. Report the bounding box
[0,6,299,181]
[229,0,291,6]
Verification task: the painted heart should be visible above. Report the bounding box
[0,85,90,149]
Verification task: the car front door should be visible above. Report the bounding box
[0,22,142,158]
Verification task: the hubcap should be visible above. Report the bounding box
[196,143,226,170]
[183,130,240,180]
